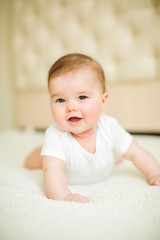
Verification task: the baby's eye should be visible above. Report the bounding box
[56,98,65,103]
[79,95,87,100]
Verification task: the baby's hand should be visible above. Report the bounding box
[148,175,160,186]
[63,193,89,203]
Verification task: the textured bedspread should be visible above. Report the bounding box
[0,129,160,240]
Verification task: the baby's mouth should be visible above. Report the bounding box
[68,117,83,123]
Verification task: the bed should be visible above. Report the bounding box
[0,123,160,240]
[1,0,160,239]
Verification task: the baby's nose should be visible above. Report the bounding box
[66,103,78,113]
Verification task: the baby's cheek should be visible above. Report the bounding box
[84,103,102,119]
[51,107,65,125]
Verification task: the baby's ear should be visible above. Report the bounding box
[102,93,108,104]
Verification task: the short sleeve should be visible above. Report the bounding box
[40,125,66,161]
[109,118,133,155]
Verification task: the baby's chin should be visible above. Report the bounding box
[64,126,90,135]
[54,124,83,133]
[55,120,95,135]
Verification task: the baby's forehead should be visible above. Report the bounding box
[50,66,103,89]
[51,66,94,80]
[66,65,95,74]
[49,67,104,95]
[67,66,98,78]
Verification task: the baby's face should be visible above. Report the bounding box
[49,67,108,136]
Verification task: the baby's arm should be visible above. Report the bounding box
[123,140,160,185]
[42,156,89,203]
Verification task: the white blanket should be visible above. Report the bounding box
[0,129,160,240]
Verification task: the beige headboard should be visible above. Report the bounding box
[11,0,160,89]
[17,81,160,133]
[2,0,160,131]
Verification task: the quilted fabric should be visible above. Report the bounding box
[10,0,160,89]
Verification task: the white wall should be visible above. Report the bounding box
[0,0,16,129]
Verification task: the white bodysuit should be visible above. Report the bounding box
[41,114,133,185]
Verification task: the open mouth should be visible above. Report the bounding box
[68,117,82,123]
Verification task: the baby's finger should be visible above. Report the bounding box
[79,195,90,203]
[149,176,160,186]
[72,194,89,203]
[63,193,89,203]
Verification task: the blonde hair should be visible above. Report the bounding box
[48,53,106,93]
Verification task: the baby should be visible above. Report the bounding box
[25,53,160,203]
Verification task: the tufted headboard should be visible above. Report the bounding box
[12,0,160,89]
[8,0,160,132]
